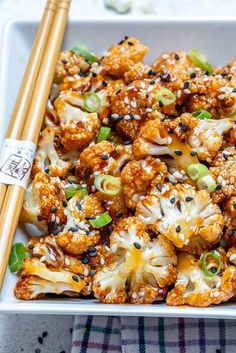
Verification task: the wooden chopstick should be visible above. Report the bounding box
[0,0,58,212]
[0,0,71,290]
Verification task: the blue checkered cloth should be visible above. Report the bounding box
[71,316,236,353]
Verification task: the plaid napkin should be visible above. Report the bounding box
[71,316,236,353]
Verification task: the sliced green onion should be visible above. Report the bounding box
[94,174,121,196]
[197,175,216,193]
[78,188,89,198]
[191,110,212,120]
[89,212,112,228]
[70,45,99,63]
[97,127,111,143]
[187,163,209,181]
[83,92,101,113]
[9,243,26,273]
[188,48,213,74]
[156,88,176,106]
[201,252,222,277]
[65,184,88,199]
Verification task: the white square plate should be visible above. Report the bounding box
[1,18,236,318]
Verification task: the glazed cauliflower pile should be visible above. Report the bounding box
[13,37,236,307]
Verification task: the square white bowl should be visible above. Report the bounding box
[1,18,236,318]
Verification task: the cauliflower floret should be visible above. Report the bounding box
[56,192,102,255]
[187,117,234,162]
[77,141,132,182]
[20,172,67,232]
[93,217,177,304]
[132,118,199,171]
[210,147,236,204]
[121,157,167,209]
[54,50,90,83]
[32,127,71,178]
[101,37,148,78]
[15,258,86,300]
[54,91,100,151]
[167,253,236,307]
[136,183,224,255]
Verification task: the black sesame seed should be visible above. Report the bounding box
[62,60,68,65]
[133,242,141,249]
[190,151,197,156]
[92,72,97,77]
[150,80,155,84]
[170,197,176,204]
[85,230,90,235]
[146,93,149,98]
[159,100,164,108]
[72,275,79,282]
[44,168,49,173]
[229,229,235,236]
[223,153,229,160]
[62,200,68,207]
[116,211,123,218]
[182,124,188,132]
[174,53,180,60]
[116,89,121,94]
[76,202,82,210]
[35,349,41,353]
[160,72,171,82]
[68,179,75,184]
[102,80,108,87]
[38,337,43,345]
[124,36,129,40]
[156,184,162,192]
[60,224,65,232]
[53,223,58,230]
[60,351,66,353]
[232,88,236,93]
[91,270,97,276]
[42,332,48,338]
[101,155,109,160]
[79,274,84,280]
[118,39,124,45]
[174,150,183,156]
[89,252,97,257]
[164,176,169,182]
[85,216,95,220]
[128,41,134,46]
[28,244,34,250]
[130,113,135,120]
[89,247,96,252]
[82,258,89,264]
[215,184,222,190]
[185,197,193,202]
[148,69,157,76]
[205,70,209,75]
[190,72,196,79]
[210,267,218,274]
[176,225,181,233]
[216,349,222,353]
[50,207,58,213]
[124,140,132,145]
[53,229,60,235]
[178,180,184,184]
[183,81,189,89]
[68,227,78,232]
[233,204,236,209]
[69,328,73,334]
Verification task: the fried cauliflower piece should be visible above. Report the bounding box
[124,62,152,82]
[187,117,234,162]
[98,193,128,225]
[121,157,167,209]
[56,192,102,255]
[101,37,148,78]
[210,147,236,204]
[227,247,236,266]
[167,253,236,307]
[77,141,132,182]
[54,50,90,83]
[136,183,224,255]
[15,258,86,300]
[132,118,198,171]
[20,172,67,232]
[93,217,177,304]
[32,127,71,178]
[54,91,100,151]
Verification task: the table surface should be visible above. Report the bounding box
[1,0,236,352]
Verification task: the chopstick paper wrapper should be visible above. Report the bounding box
[0,139,36,189]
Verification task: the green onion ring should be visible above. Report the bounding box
[187,163,209,181]
[94,174,121,196]
[65,185,88,199]
[191,110,212,120]
[89,212,112,228]
[188,48,213,74]
[155,88,176,106]
[83,92,101,113]
[197,175,216,193]
[201,252,222,277]
[70,45,99,63]
[97,127,111,143]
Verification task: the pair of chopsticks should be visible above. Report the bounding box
[0,0,71,290]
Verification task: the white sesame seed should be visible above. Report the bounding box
[84,268,89,276]
[64,209,68,216]
[111,113,119,119]
[51,213,56,222]
[138,291,145,296]
[183,89,191,94]
[140,82,146,89]
[217,176,223,183]
[100,258,105,265]
[177,90,182,98]
[94,171,100,176]
[56,216,60,224]
[229,254,236,262]
[132,292,137,299]
[147,86,154,92]
[146,108,152,113]
[162,54,169,59]
[213,291,220,297]
[40,256,46,262]
[218,94,225,100]
[131,100,137,108]
[124,96,129,104]
[179,234,184,241]
[65,257,70,266]
[167,137,172,144]
[134,114,141,120]
[124,114,130,120]
[49,253,56,261]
